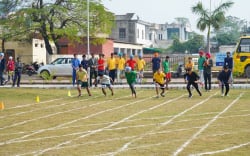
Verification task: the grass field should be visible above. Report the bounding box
[0,87,249,156]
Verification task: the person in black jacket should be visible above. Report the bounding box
[218,65,232,96]
[184,68,202,98]
[12,57,23,87]
[0,52,7,85]
[203,53,213,91]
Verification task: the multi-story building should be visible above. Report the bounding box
[110,13,192,50]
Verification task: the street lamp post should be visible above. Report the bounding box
[87,0,90,57]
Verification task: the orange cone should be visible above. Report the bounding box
[0,102,4,110]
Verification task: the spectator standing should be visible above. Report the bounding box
[7,56,15,83]
[152,52,161,74]
[224,51,233,84]
[153,68,166,98]
[185,57,194,71]
[0,53,7,85]
[162,56,171,89]
[203,53,213,91]
[198,50,205,86]
[218,65,232,97]
[136,55,146,84]
[184,68,202,98]
[107,53,116,83]
[81,54,89,70]
[116,52,126,84]
[71,54,80,86]
[76,64,91,97]
[126,55,137,71]
[97,54,105,76]
[88,53,98,87]
[12,57,23,87]
[125,66,137,98]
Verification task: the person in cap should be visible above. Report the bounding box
[125,66,137,98]
[76,64,91,97]
[0,53,7,85]
[217,65,232,97]
[136,54,146,84]
[184,67,202,98]
[116,52,125,84]
[94,73,114,96]
[198,50,205,86]
[126,54,136,71]
[203,52,213,91]
[7,56,15,83]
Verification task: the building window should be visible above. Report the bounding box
[158,34,162,40]
[137,29,139,38]
[119,28,126,39]
[149,33,152,40]
[142,30,144,39]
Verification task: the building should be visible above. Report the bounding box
[110,13,192,50]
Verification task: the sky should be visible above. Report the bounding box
[102,0,250,34]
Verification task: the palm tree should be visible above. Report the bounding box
[192,1,234,53]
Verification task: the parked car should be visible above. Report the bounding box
[37,58,73,79]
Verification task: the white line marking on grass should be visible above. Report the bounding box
[107,93,217,156]
[22,95,184,156]
[173,93,244,156]
[0,96,100,130]
[5,113,250,146]
[0,93,139,146]
[189,141,250,156]
[5,98,64,110]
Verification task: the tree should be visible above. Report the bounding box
[2,0,114,55]
[191,1,234,53]
[169,33,204,53]
[0,0,19,52]
[213,16,244,46]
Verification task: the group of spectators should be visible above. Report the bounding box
[0,52,23,87]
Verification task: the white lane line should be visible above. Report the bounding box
[1,91,99,119]
[108,93,217,156]
[0,96,127,145]
[4,113,249,145]
[173,93,244,156]
[0,93,138,146]
[189,142,250,156]
[0,96,100,130]
[23,95,184,155]
[5,98,65,110]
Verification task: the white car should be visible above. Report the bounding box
[37,58,73,79]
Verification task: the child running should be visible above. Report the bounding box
[184,68,202,98]
[125,66,137,98]
[95,73,114,96]
[153,68,166,98]
[76,64,91,97]
[218,65,232,96]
